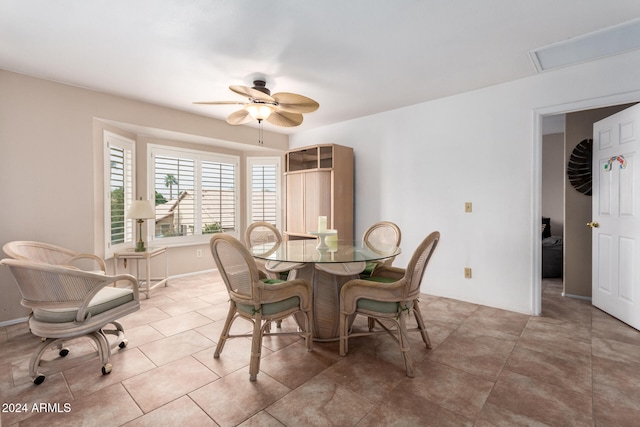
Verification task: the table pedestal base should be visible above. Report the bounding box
[293,262,365,341]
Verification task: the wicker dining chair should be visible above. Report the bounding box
[210,233,313,381]
[3,240,107,273]
[360,221,402,278]
[0,258,140,385]
[339,231,440,377]
[244,221,304,280]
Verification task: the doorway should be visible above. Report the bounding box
[534,92,640,316]
[540,121,565,312]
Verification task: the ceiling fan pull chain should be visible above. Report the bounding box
[258,119,264,145]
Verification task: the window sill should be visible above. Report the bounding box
[149,232,240,249]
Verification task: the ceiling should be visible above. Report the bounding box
[2,0,640,135]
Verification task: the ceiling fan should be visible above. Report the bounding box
[194,80,319,127]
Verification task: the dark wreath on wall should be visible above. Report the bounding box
[567,138,593,196]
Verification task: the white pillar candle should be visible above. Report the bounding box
[318,216,327,232]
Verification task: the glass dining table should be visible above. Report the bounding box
[250,239,400,340]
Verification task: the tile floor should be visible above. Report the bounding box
[1,274,640,426]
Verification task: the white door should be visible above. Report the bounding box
[592,103,640,330]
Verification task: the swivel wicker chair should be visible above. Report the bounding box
[0,259,140,385]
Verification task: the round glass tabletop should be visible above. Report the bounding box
[249,239,400,264]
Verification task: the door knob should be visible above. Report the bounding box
[587,221,599,228]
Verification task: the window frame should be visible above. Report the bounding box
[246,156,282,229]
[104,131,136,259]
[148,144,240,246]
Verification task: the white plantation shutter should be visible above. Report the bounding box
[104,131,135,257]
[153,155,196,237]
[202,160,236,232]
[247,157,280,228]
[150,145,239,244]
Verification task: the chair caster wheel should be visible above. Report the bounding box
[118,339,128,349]
[34,375,45,385]
[102,363,112,375]
[59,347,70,357]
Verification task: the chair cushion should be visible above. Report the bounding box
[356,299,400,313]
[364,276,396,283]
[236,278,301,316]
[33,287,135,323]
[359,262,376,278]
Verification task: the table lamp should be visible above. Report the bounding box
[127,198,155,252]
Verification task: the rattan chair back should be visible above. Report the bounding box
[363,221,401,251]
[3,240,106,272]
[245,222,282,252]
[405,231,440,299]
[211,233,261,302]
[244,222,303,280]
[362,221,402,268]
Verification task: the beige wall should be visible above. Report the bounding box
[542,133,565,238]
[563,104,635,298]
[0,70,288,323]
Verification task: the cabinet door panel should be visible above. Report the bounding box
[305,171,332,231]
[286,174,305,234]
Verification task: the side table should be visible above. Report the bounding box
[114,246,168,298]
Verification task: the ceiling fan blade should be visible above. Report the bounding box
[193,101,246,105]
[227,109,253,125]
[267,111,304,127]
[229,85,275,102]
[272,92,319,113]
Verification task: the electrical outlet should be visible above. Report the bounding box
[464,267,472,278]
[196,249,203,258]
[465,202,472,213]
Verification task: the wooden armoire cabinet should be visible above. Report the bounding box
[284,144,354,240]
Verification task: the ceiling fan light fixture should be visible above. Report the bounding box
[194,80,317,128]
[245,103,275,121]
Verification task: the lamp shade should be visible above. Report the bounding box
[245,103,274,121]
[127,200,154,220]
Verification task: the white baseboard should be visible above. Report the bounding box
[169,268,218,279]
[561,292,592,302]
